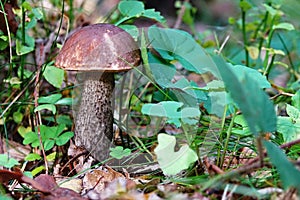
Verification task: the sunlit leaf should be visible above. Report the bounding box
[34,104,56,114]
[25,153,41,161]
[110,146,131,159]
[273,22,295,31]
[38,94,62,104]
[141,101,200,127]
[43,64,64,88]
[154,134,198,175]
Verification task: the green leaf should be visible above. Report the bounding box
[277,105,300,143]
[292,90,300,109]
[142,9,165,22]
[43,64,64,88]
[149,54,176,88]
[142,101,200,127]
[273,22,295,31]
[286,104,300,120]
[148,26,218,76]
[32,8,43,20]
[229,64,271,88]
[34,104,56,114]
[240,1,252,12]
[46,152,57,162]
[264,140,300,191]
[211,55,276,135]
[0,154,19,168]
[0,35,8,50]
[25,153,41,161]
[56,131,74,146]
[154,134,198,175]
[16,38,34,55]
[43,139,55,151]
[119,25,139,40]
[38,94,62,104]
[110,146,131,159]
[56,115,73,126]
[13,111,23,124]
[118,1,144,17]
[55,98,73,106]
[17,126,32,138]
[31,166,45,176]
[22,1,32,11]
[23,131,38,146]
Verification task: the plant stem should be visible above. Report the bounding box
[220,110,237,168]
[241,0,249,66]
[20,0,26,87]
[216,105,228,166]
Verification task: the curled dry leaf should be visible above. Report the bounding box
[82,165,124,193]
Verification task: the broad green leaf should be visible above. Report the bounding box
[264,140,300,191]
[148,26,218,76]
[43,64,64,88]
[273,22,295,31]
[56,131,74,146]
[154,134,198,175]
[38,94,62,104]
[25,153,41,161]
[229,64,271,89]
[277,105,300,142]
[286,104,300,120]
[118,1,144,17]
[142,101,182,118]
[34,104,56,114]
[292,90,300,109]
[211,55,276,135]
[110,146,131,159]
[0,154,19,168]
[149,54,176,88]
[141,101,200,127]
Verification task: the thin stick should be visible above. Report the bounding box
[173,0,190,29]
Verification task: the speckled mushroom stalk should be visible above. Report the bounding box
[55,24,140,161]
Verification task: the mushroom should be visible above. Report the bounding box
[55,24,141,161]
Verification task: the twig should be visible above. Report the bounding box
[173,0,189,29]
[34,43,49,174]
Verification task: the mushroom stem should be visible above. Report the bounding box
[75,72,114,161]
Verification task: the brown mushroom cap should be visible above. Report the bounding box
[55,23,141,72]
